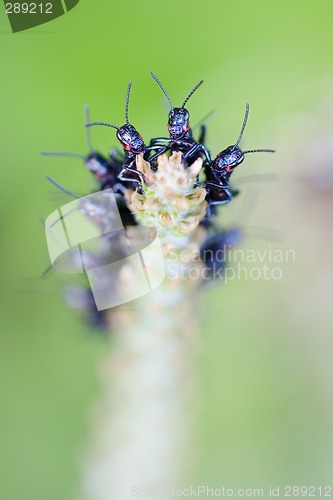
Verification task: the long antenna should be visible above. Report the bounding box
[235,103,250,147]
[150,71,174,110]
[86,122,119,130]
[182,79,203,108]
[125,80,132,124]
[45,175,79,199]
[243,148,275,154]
[49,207,78,228]
[84,104,94,152]
[41,264,54,278]
[41,151,86,160]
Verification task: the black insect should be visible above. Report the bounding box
[149,71,212,166]
[64,284,110,331]
[200,228,244,280]
[41,106,127,192]
[86,81,165,186]
[45,175,137,231]
[205,103,275,205]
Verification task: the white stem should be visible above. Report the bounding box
[80,282,199,500]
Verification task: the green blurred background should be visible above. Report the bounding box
[1,0,333,498]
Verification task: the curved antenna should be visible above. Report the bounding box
[125,80,132,124]
[45,175,79,199]
[182,79,203,108]
[41,151,86,160]
[86,122,119,130]
[50,207,78,228]
[235,103,250,147]
[243,148,275,154]
[150,71,173,110]
[84,104,94,152]
[41,264,54,278]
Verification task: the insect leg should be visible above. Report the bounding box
[183,143,212,164]
[148,145,168,162]
[118,160,147,186]
[149,137,171,146]
[204,180,233,204]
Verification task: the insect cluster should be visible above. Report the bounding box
[44,72,273,212]
[43,72,274,328]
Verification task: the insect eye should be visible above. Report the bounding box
[167,124,170,131]
[182,125,188,132]
[225,166,231,172]
[124,144,131,151]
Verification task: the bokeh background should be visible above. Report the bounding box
[1,0,333,498]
